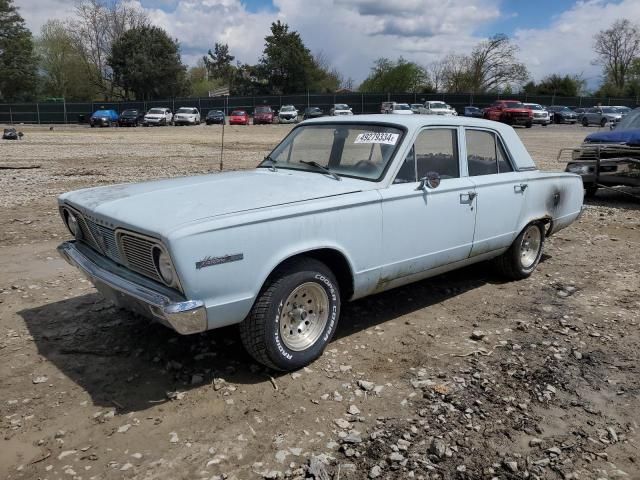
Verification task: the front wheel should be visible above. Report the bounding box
[239,258,341,371]
[525,121,533,128]
[585,184,598,197]
[582,117,589,127]
[494,223,544,280]
[600,118,607,127]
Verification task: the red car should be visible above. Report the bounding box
[483,100,533,128]
[253,106,274,124]
[229,110,250,125]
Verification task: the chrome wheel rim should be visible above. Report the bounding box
[279,282,329,351]
[520,225,542,269]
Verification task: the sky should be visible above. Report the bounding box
[13,0,640,89]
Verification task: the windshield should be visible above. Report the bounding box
[615,106,631,113]
[93,110,111,115]
[615,109,640,129]
[281,106,296,112]
[429,102,447,109]
[177,108,195,114]
[466,107,480,111]
[393,104,411,110]
[255,106,271,113]
[207,110,223,116]
[148,108,164,114]
[334,104,349,110]
[504,102,524,109]
[231,110,245,116]
[121,110,137,116]
[260,124,404,181]
[527,104,543,110]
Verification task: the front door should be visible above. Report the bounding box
[464,128,527,256]
[379,127,477,285]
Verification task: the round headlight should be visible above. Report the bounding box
[65,210,79,237]
[154,247,176,287]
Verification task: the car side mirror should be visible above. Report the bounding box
[416,172,441,190]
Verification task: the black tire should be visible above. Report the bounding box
[582,117,589,127]
[239,257,341,371]
[525,121,533,128]
[494,223,545,280]
[585,184,598,198]
[600,118,607,127]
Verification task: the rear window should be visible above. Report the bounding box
[255,106,272,113]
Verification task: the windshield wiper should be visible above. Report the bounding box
[264,155,277,172]
[299,160,341,181]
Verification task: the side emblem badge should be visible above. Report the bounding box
[196,253,244,270]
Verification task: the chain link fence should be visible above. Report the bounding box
[1,92,638,124]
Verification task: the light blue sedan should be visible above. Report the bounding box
[57,115,584,370]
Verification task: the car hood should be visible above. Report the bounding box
[60,170,366,237]
[584,129,640,145]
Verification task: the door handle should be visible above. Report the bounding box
[514,183,528,193]
[460,191,477,204]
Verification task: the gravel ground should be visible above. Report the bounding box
[0,122,639,480]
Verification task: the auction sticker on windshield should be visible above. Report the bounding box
[354,132,399,145]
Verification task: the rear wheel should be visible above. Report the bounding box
[582,117,589,127]
[239,258,341,371]
[600,118,607,127]
[494,223,544,280]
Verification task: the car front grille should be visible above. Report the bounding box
[119,233,162,283]
[69,208,163,284]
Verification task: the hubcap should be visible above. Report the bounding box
[520,225,542,269]
[279,282,329,352]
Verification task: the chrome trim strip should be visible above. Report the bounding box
[58,241,206,335]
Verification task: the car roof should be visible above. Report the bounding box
[301,114,537,170]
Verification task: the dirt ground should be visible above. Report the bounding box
[1,123,639,480]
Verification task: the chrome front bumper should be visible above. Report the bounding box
[58,241,207,335]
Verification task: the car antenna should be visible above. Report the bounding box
[219,94,229,171]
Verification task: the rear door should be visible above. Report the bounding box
[379,127,476,282]
[464,128,527,256]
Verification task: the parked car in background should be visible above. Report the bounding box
[483,100,533,128]
[89,109,119,127]
[418,101,457,116]
[229,110,250,125]
[380,102,396,114]
[205,110,225,125]
[580,107,623,127]
[564,108,640,196]
[174,107,200,126]
[611,106,632,116]
[303,107,324,120]
[389,103,413,114]
[57,114,583,371]
[410,103,423,114]
[278,105,299,124]
[253,106,275,125]
[523,103,551,126]
[547,106,578,124]
[118,109,143,127]
[463,106,483,118]
[330,104,353,116]
[143,108,173,126]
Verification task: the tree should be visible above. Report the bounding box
[108,26,188,100]
[203,42,235,84]
[0,0,37,101]
[260,20,321,94]
[522,74,586,97]
[67,0,148,99]
[36,20,98,100]
[466,34,529,93]
[440,54,474,93]
[189,59,224,97]
[593,19,640,94]
[359,57,431,93]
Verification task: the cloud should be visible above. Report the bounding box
[514,0,640,88]
[15,0,637,89]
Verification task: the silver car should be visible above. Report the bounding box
[580,107,622,127]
